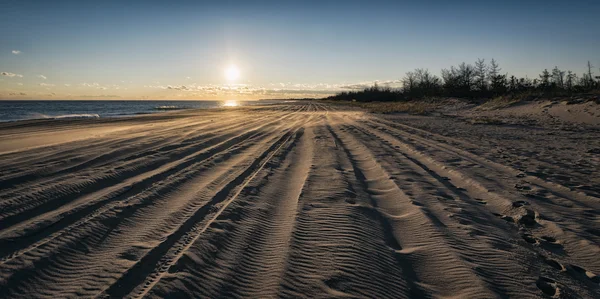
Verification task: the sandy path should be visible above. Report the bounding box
[0,103,598,298]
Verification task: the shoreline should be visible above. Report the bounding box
[0,99,287,123]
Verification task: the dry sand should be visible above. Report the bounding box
[0,102,598,298]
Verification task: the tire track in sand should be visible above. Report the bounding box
[0,115,306,298]
[99,114,314,298]
[326,114,494,298]
[0,108,301,263]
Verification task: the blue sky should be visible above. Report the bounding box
[1,0,599,99]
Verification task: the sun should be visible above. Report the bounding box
[225,65,240,81]
[222,100,239,107]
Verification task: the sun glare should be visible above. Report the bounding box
[223,100,239,107]
[225,65,240,81]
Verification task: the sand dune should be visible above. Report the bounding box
[0,102,598,298]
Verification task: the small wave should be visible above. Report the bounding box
[27,113,100,120]
[155,106,186,110]
[54,114,100,119]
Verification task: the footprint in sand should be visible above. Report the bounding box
[543,257,565,272]
[474,198,487,205]
[516,209,537,227]
[568,265,600,284]
[324,274,352,293]
[521,233,538,244]
[540,236,558,243]
[493,213,515,223]
[514,183,532,191]
[539,236,565,254]
[536,276,560,297]
[512,200,529,208]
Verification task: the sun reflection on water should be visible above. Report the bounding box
[222,100,239,107]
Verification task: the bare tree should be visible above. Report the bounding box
[402,69,441,97]
[587,61,595,87]
[566,71,576,90]
[579,74,590,86]
[402,71,417,93]
[415,69,439,88]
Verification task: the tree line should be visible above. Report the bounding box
[325,60,600,102]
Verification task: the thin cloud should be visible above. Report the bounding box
[39,83,55,87]
[1,72,23,78]
[157,82,337,98]
[378,79,403,86]
[38,75,47,80]
[263,89,335,95]
[81,82,103,88]
[80,82,115,90]
[144,85,166,89]
[147,80,398,98]
[340,79,402,90]
[78,94,121,98]
[339,83,371,90]
[167,85,189,90]
[12,50,21,55]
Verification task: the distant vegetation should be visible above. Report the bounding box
[325,60,600,103]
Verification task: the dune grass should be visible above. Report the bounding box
[321,100,440,115]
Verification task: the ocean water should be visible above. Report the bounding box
[0,100,285,122]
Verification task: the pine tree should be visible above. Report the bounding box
[488,59,505,94]
[539,69,551,90]
[551,66,565,89]
[474,58,487,92]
